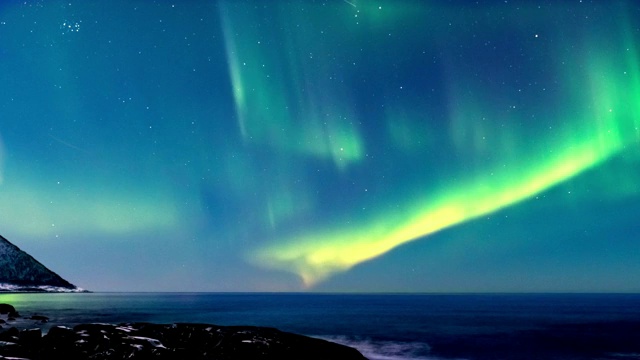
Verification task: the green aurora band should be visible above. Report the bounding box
[221,2,640,287]
[220,2,365,170]
[251,67,640,286]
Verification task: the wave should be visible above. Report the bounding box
[607,353,640,359]
[316,336,458,360]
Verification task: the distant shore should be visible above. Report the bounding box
[0,284,89,293]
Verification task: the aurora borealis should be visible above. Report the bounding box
[1,1,639,292]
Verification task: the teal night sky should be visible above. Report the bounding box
[1,1,639,292]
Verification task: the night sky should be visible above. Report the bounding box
[1,0,639,292]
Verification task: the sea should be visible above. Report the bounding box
[0,293,639,360]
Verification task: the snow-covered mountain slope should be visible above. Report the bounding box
[0,234,86,292]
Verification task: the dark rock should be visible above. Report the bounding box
[0,340,22,359]
[18,328,41,348]
[123,335,166,348]
[0,305,15,315]
[29,315,48,322]
[0,327,19,342]
[73,323,118,333]
[0,321,367,360]
[46,326,74,340]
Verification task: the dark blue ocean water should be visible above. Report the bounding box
[1,293,639,360]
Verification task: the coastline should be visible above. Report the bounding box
[3,293,640,360]
[0,284,89,294]
[0,302,367,359]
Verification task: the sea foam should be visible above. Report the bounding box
[317,336,452,360]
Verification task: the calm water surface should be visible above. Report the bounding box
[1,293,639,360]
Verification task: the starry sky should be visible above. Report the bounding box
[1,0,639,292]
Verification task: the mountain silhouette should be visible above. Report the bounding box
[0,234,85,292]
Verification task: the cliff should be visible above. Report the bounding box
[0,234,84,292]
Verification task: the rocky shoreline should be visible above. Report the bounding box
[0,304,367,360]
